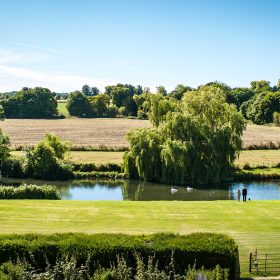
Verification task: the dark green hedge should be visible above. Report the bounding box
[0,233,238,279]
[0,185,61,199]
[72,162,122,172]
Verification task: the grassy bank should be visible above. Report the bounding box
[0,200,279,276]
[234,167,280,180]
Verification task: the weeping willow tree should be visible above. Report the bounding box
[124,85,246,185]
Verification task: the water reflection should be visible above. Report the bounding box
[1,178,280,201]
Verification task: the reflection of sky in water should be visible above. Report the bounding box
[230,182,280,200]
[2,178,280,201]
[64,186,123,200]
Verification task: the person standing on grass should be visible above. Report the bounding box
[237,188,241,201]
[242,187,247,202]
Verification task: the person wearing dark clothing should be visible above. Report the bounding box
[242,187,247,202]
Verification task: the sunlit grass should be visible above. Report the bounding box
[0,200,279,276]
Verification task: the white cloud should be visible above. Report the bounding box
[10,41,75,56]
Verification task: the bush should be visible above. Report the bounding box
[0,233,238,279]
[0,158,25,178]
[0,184,61,199]
[273,112,280,126]
[72,163,122,173]
[0,256,230,280]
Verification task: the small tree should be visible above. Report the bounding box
[25,134,72,179]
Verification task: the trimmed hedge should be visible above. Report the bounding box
[0,233,238,279]
[0,184,61,199]
[74,171,127,179]
[72,162,122,173]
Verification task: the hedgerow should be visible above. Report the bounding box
[0,233,238,279]
[0,184,61,199]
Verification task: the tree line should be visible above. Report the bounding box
[1,80,280,124]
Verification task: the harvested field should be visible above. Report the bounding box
[1,119,280,149]
[0,118,150,148]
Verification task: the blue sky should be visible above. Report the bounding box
[0,0,280,92]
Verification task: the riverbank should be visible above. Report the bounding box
[0,200,279,276]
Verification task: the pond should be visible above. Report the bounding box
[1,178,280,201]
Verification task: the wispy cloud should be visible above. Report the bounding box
[10,41,75,56]
[0,63,117,92]
[98,60,143,67]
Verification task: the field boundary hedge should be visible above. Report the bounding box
[0,232,239,279]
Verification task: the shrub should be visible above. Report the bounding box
[273,112,280,126]
[0,157,25,178]
[0,233,238,279]
[0,184,61,199]
[25,134,73,180]
[72,163,122,173]
[0,256,230,280]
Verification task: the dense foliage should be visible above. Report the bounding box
[0,184,61,199]
[124,85,246,185]
[0,130,10,171]
[0,257,229,280]
[0,232,238,279]
[1,87,58,118]
[25,133,73,179]
[1,80,280,124]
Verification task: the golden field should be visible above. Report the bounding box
[1,119,280,149]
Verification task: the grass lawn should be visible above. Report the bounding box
[0,200,279,276]
[57,102,69,117]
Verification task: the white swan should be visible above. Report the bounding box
[186,186,194,191]
[171,187,178,193]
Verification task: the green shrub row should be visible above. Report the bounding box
[0,233,238,279]
[234,167,280,180]
[74,171,127,179]
[0,184,61,199]
[0,257,230,280]
[72,163,122,172]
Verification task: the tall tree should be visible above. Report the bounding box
[82,85,91,96]
[124,85,245,185]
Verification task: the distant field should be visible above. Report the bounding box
[11,150,124,164]
[0,200,279,276]
[57,101,69,117]
[0,118,150,148]
[11,149,280,167]
[235,150,280,167]
[1,119,280,149]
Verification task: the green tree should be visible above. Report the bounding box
[124,85,245,185]
[246,91,280,124]
[66,91,92,117]
[250,80,271,92]
[25,134,72,179]
[91,86,100,96]
[146,94,178,127]
[0,129,10,169]
[82,85,91,96]
[170,84,192,100]
[1,87,58,118]
[90,94,110,117]
[0,105,4,120]
[156,85,167,95]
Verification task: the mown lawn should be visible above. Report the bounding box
[0,200,279,275]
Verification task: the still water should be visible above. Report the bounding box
[2,178,280,201]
